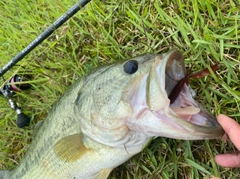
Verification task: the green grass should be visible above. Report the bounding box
[0,0,239,178]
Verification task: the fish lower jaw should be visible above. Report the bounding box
[167,85,223,133]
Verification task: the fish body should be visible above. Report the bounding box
[0,49,224,179]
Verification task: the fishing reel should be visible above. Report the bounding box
[1,74,32,128]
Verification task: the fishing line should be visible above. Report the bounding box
[0,0,91,128]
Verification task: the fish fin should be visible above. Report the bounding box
[95,168,112,179]
[0,170,9,179]
[54,133,89,162]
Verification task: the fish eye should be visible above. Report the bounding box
[123,60,138,74]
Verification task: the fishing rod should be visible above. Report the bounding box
[0,0,91,128]
[0,0,91,76]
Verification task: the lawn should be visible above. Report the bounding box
[0,0,239,178]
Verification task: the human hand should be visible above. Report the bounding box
[211,114,240,168]
[210,114,240,179]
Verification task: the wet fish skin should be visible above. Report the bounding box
[0,50,223,179]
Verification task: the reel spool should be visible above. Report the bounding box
[1,74,32,128]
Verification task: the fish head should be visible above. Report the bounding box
[122,49,224,140]
[76,49,224,147]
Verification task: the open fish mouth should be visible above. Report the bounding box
[163,49,224,139]
[124,49,224,140]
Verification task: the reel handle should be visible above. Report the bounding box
[9,99,30,128]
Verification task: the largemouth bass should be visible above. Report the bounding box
[0,49,224,179]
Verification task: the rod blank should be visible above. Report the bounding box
[0,0,91,77]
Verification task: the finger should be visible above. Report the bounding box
[210,177,221,179]
[221,133,229,140]
[214,153,240,168]
[217,114,240,150]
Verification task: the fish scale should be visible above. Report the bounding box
[0,49,223,179]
